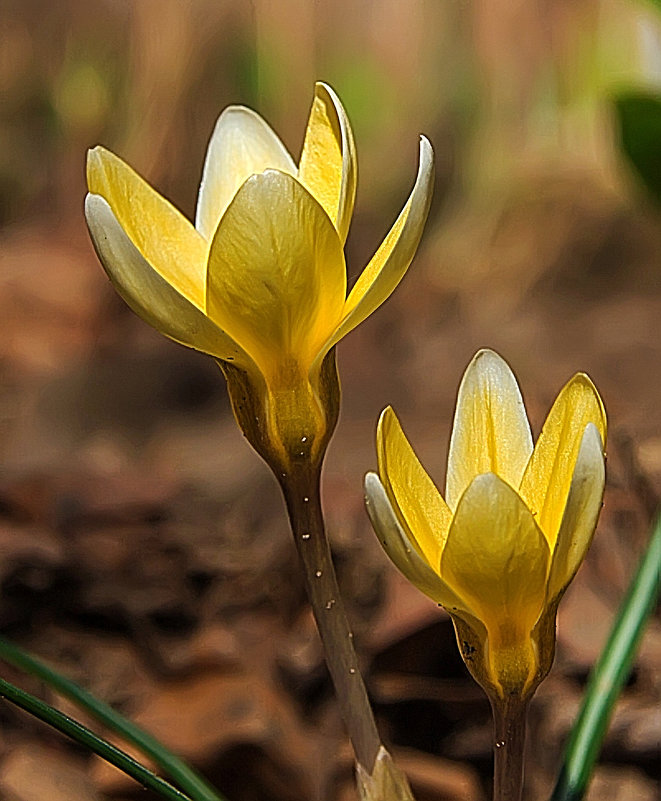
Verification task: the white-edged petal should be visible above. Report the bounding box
[519,372,606,550]
[376,406,452,568]
[87,146,208,309]
[85,194,250,364]
[446,350,533,511]
[546,423,606,603]
[298,82,357,242]
[195,106,296,241]
[316,136,434,363]
[365,472,472,613]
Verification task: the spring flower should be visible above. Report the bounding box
[365,349,606,702]
[85,83,434,474]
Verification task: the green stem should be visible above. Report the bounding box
[549,513,661,801]
[491,696,528,801]
[279,462,382,773]
[0,676,192,801]
[0,636,224,801]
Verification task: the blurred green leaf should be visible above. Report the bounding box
[0,675,193,801]
[0,637,224,801]
[549,513,661,801]
[613,91,661,204]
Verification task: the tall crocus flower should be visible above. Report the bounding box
[85,82,433,475]
[365,349,607,704]
[85,83,434,781]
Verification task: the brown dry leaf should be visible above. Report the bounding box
[365,570,442,655]
[0,228,103,374]
[0,744,101,801]
[388,748,484,801]
[91,669,317,797]
[586,765,659,801]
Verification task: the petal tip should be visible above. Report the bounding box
[364,470,383,498]
[472,347,507,366]
[376,405,398,440]
[84,191,110,226]
[464,348,520,386]
[418,134,434,161]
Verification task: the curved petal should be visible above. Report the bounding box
[85,195,250,364]
[87,147,208,309]
[318,136,434,359]
[376,406,452,568]
[519,373,606,549]
[298,82,357,242]
[195,106,296,241]
[206,170,346,379]
[446,350,533,511]
[364,472,472,613]
[441,473,549,641]
[546,423,606,603]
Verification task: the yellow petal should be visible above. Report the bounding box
[519,373,606,549]
[195,106,296,241]
[376,406,452,568]
[445,350,533,511]
[319,136,434,358]
[546,423,606,603]
[85,195,250,364]
[440,473,549,642]
[87,147,208,309]
[364,472,471,612]
[298,82,357,242]
[206,170,346,378]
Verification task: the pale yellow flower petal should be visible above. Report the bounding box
[319,136,434,358]
[87,147,208,310]
[445,350,533,511]
[206,170,346,378]
[298,82,357,243]
[546,423,606,603]
[519,373,606,549]
[441,473,549,642]
[376,406,452,568]
[195,106,296,241]
[85,195,249,364]
[365,472,471,612]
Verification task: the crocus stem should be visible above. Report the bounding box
[279,462,382,773]
[491,696,529,801]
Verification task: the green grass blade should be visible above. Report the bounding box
[0,637,225,801]
[0,675,193,801]
[549,513,661,801]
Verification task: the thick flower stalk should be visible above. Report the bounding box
[365,349,607,703]
[85,82,433,476]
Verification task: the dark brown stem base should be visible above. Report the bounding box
[279,462,381,773]
[491,696,528,801]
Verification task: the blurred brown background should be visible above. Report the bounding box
[0,1,660,800]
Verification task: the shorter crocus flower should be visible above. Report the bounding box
[365,349,606,703]
[85,83,433,476]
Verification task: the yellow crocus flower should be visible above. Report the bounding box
[365,349,606,702]
[85,83,434,474]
